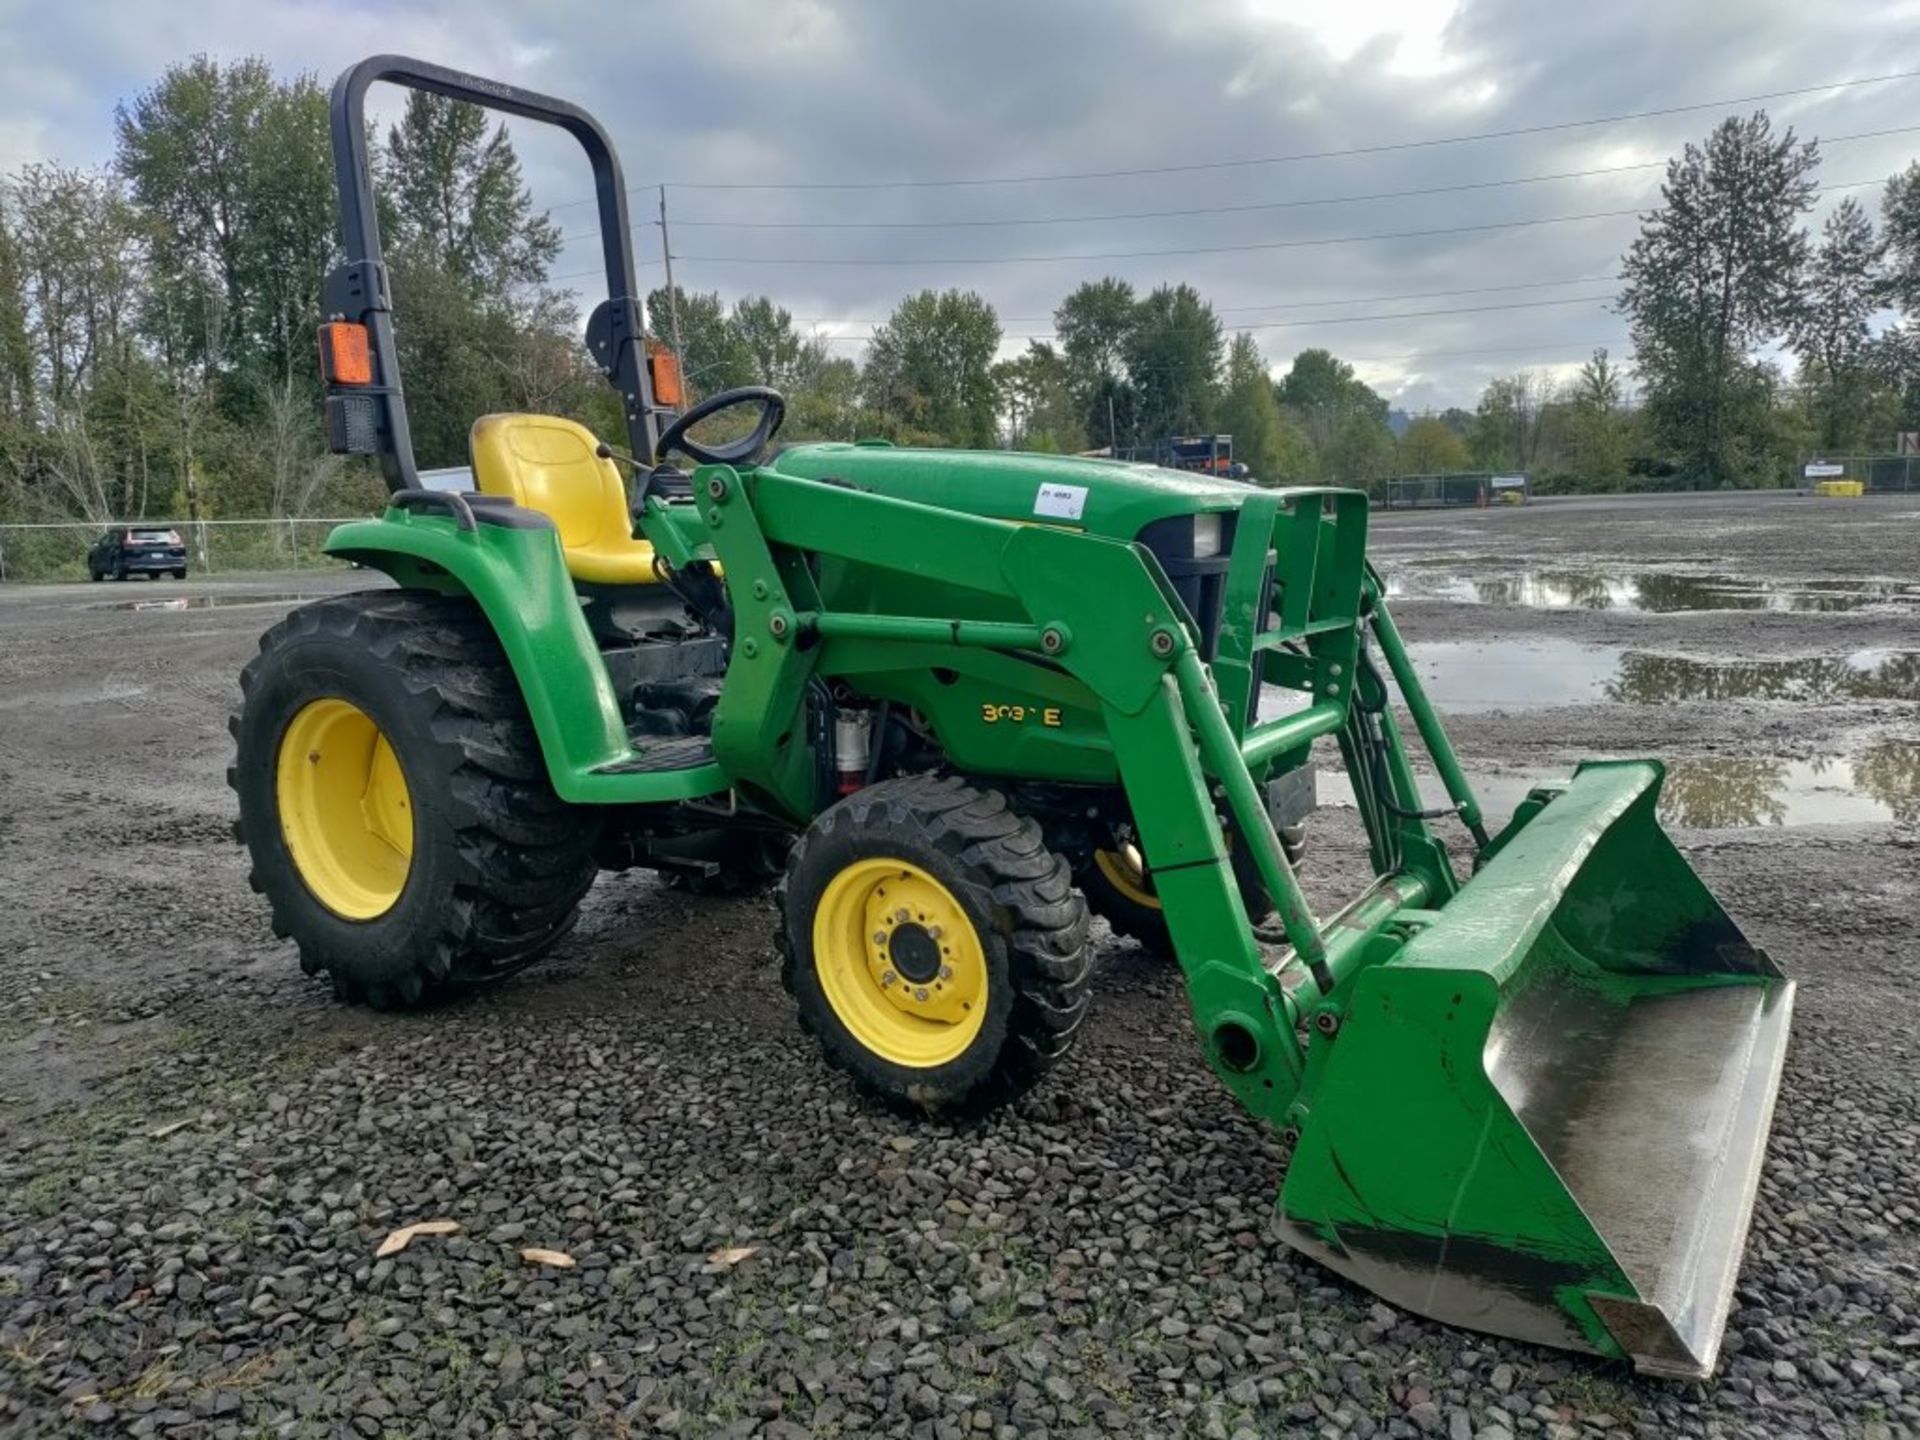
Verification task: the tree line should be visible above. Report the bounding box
[4,56,1918,530]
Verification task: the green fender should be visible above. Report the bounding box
[325,507,729,805]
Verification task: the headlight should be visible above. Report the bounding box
[1191,512,1223,559]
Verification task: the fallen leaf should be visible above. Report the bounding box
[375,1219,461,1258]
[519,1247,576,1269]
[708,1245,759,1267]
[146,1119,193,1139]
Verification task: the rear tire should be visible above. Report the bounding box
[1078,821,1300,958]
[780,774,1091,1116]
[230,590,600,1008]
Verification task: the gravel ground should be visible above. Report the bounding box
[1,493,1917,1439]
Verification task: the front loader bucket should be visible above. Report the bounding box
[1277,761,1792,1378]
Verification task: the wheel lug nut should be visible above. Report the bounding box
[894,908,910,924]
[872,931,887,946]
[882,971,897,986]
[939,965,953,980]
[913,987,929,1002]
[927,925,942,939]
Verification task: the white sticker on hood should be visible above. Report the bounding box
[1034,482,1088,520]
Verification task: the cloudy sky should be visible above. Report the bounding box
[4,0,1918,410]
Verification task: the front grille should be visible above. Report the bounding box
[1135,513,1237,658]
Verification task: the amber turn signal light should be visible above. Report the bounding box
[318,321,374,387]
[647,341,684,408]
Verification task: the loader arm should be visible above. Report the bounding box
[661,461,1792,1378]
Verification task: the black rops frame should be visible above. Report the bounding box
[323,55,660,493]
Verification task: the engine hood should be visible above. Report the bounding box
[763,442,1266,543]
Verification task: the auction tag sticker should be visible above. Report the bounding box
[1034,483,1088,520]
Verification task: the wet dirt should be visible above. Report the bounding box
[1319,744,1920,829]
[1385,567,1920,613]
[0,492,1910,1112]
[0,496,1914,1435]
[95,590,323,612]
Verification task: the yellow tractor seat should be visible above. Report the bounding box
[468,413,661,586]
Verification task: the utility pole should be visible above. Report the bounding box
[658,185,687,395]
[1107,392,1119,459]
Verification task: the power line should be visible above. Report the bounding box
[789,275,1619,328]
[542,70,1920,211]
[548,178,1877,277]
[1117,338,1632,371]
[806,293,1615,345]
[641,125,1920,230]
[647,71,1920,191]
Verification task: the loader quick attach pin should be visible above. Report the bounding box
[706,474,729,502]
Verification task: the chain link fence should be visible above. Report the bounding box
[0,518,364,583]
[1798,455,1920,493]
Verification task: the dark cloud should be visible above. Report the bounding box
[6,0,1917,407]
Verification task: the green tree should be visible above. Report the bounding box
[4,165,161,519]
[1619,112,1820,484]
[1216,333,1308,483]
[862,289,1001,447]
[1871,324,1920,432]
[382,92,560,296]
[994,341,1084,453]
[1471,372,1550,471]
[1564,348,1631,482]
[1881,161,1920,317]
[786,354,864,441]
[1275,348,1388,451]
[365,97,576,468]
[0,209,33,488]
[115,56,337,407]
[1125,283,1221,443]
[1790,197,1882,450]
[729,295,825,390]
[1320,408,1394,491]
[1054,276,1137,447]
[646,286,750,397]
[1396,414,1469,473]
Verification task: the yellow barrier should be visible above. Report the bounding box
[1813,479,1865,497]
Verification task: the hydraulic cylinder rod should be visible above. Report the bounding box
[1364,584,1490,846]
[1239,701,1347,771]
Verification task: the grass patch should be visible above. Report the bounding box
[18,1170,73,1219]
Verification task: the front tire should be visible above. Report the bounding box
[230,590,600,1008]
[780,775,1091,1116]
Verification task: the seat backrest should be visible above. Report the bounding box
[469,413,629,555]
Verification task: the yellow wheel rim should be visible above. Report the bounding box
[812,857,988,1068]
[276,697,414,920]
[1094,843,1160,911]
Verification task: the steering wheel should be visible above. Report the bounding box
[654,386,786,466]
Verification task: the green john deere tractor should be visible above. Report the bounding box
[232,56,1794,1379]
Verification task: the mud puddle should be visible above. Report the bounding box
[1400,640,1920,709]
[1383,567,1920,613]
[1318,740,1920,828]
[100,592,320,612]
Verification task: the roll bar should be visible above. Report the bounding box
[323,55,661,492]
